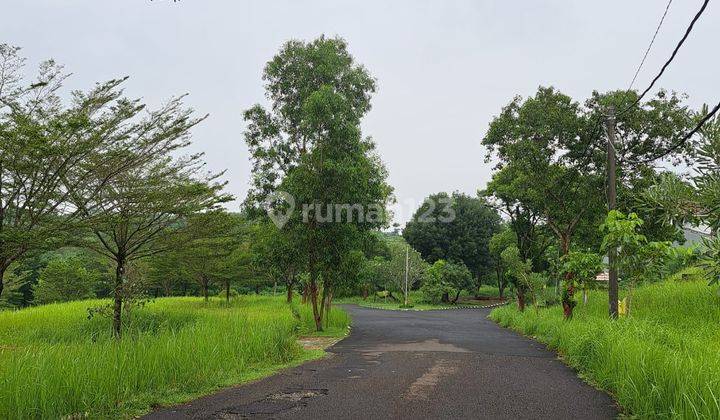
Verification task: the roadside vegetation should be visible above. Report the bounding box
[3,13,720,419]
[0,295,349,418]
[491,278,719,418]
[1,38,367,418]
[480,60,720,417]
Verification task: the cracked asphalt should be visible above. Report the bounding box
[146,305,619,419]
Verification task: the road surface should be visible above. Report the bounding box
[147,305,619,419]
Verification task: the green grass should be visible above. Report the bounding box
[490,280,720,419]
[0,295,350,419]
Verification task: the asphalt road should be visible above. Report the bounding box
[147,305,619,420]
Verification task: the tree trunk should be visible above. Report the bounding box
[451,290,461,304]
[362,285,369,300]
[255,284,260,295]
[319,286,328,327]
[441,291,449,304]
[560,240,575,319]
[308,252,323,331]
[286,273,294,303]
[225,280,230,302]
[496,267,504,298]
[0,265,6,299]
[286,283,293,303]
[562,282,575,319]
[113,258,125,339]
[325,288,333,314]
[309,273,323,331]
[301,282,310,304]
[517,289,526,312]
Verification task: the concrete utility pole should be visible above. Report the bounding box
[404,245,409,306]
[604,107,619,319]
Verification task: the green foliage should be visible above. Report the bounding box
[482,87,606,258]
[33,258,98,304]
[491,280,720,418]
[562,251,603,290]
[420,259,473,304]
[640,111,720,233]
[403,192,500,279]
[600,211,684,286]
[488,227,517,297]
[500,246,531,290]
[0,296,350,418]
[366,237,428,295]
[0,44,227,303]
[244,36,392,330]
[699,236,720,285]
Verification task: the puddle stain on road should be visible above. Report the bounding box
[361,338,470,357]
[402,359,458,401]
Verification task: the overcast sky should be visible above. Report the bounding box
[4,1,719,225]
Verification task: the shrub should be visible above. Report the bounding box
[420,260,472,304]
[33,257,98,304]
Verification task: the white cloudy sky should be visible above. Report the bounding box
[4,0,719,225]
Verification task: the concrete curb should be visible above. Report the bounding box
[356,300,511,311]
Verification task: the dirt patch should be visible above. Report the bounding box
[297,336,343,351]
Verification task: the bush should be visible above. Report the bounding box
[420,260,472,304]
[33,257,98,304]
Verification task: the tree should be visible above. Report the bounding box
[561,251,603,316]
[488,227,516,298]
[0,45,196,299]
[83,148,231,337]
[420,259,473,304]
[483,88,606,288]
[243,36,376,209]
[403,192,500,287]
[244,36,392,331]
[500,246,532,311]
[599,211,672,315]
[252,222,303,303]
[148,250,189,297]
[33,257,97,304]
[177,212,244,302]
[370,236,428,302]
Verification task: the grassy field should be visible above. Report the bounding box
[0,296,350,419]
[338,286,504,310]
[490,279,720,418]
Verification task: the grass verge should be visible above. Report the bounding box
[0,295,350,419]
[490,280,720,418]
[338,287,505,311]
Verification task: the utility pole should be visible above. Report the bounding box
[604,106,619,319]
[404,245,409,306]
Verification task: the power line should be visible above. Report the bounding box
[628,99,720,164]
[628,0,673,90]
[621,0,711,116]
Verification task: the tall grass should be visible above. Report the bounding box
[491,280,720,419]
[0,296,349,419]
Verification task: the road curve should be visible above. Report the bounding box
[146,305,619,419]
